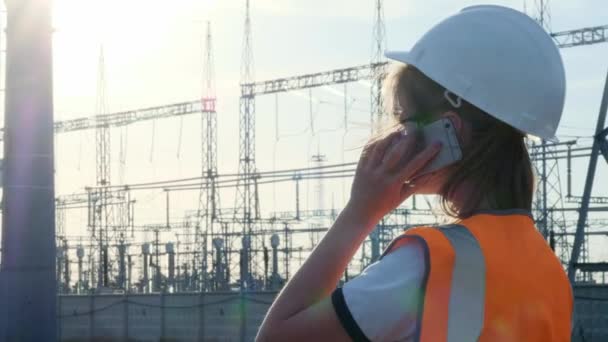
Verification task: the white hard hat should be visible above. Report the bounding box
[385,5,566,141]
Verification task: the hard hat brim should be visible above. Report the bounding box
[384,50,412,65]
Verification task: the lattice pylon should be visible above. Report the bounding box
[370,0,387,133]
[93,45,113,288]
[529,141,571,266]
[197,22,221,291]
[233,0,259,290]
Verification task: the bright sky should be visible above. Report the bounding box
[42,0,608,266]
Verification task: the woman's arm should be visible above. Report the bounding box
[256,203,376,341]
[256,129,441,341]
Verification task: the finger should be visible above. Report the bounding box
[381,134,417,172]
[369,130,404,166]
[392,142,442,183]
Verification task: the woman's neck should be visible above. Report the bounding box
[449,179,497,215]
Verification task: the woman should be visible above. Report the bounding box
[256,5,572,341]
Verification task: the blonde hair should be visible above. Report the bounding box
[382,64,534,219]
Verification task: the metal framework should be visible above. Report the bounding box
[0,100,210,141]
[241,63,384,96]
[196,22,223,291]
[568,69,608,283]
[567,196,608,204]
[529,141,570,264]
[371,0,387,132]
[93,46,112,288]
[234,0,258,290]
[552,25,608,49]
[531,0,552,31]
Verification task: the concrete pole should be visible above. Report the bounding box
[0,0,56,340]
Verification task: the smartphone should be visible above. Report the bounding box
[416,117,462,177]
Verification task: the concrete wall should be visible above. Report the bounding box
[59,292,275,342]
[59,286,607,341]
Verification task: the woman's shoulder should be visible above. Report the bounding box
[337,237,426,341]
[360,239,427,282]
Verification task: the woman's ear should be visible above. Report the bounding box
[440,111,468,143]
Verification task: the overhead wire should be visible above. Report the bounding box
[92,161,358,191]
[151,169,357,192]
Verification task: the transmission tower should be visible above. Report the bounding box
[525,0,578,268]
[88,47,130,290]
[370,0,387,133]
[532,0,551,31]
[234,0,259,290]
[530,142,570,264]
[93,46,112,289]
[196,21,222,291]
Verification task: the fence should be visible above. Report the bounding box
[573,285,608,341]
[59,285,608,341]
[59,292,276,342]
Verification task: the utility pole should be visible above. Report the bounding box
[0,0,56,339]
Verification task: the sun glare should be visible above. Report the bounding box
[51,0,220,94]
[52,0,220,44]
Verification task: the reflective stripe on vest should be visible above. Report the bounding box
[380,224,486,341]
[437,225,486,342]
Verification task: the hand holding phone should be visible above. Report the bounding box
[348,128,444,224]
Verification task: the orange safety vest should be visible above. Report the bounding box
[382,210,573,342]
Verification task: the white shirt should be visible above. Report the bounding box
[331,239,426,342]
